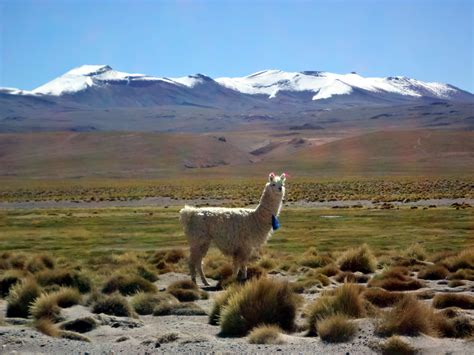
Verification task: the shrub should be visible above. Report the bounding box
[153,302,206,316]
[335,272,370,283]
[165,249,186,263]
[60,330,91,342]
[417,265,448,280]
[316,314,357,343]
[368,267,424,291]
[337,244,376,274]
[6,278,41,318]
[248,325,285,344]
[320,264,339,277]
[26,254,55,273]
[135,264,159,282]
[404,243,427,261]
[35,269,91,293]
[432,293,474,309]
[216,265,266,290]
[376,295,438,336]
[92,294,133,317]
[258,258,277,270]
[54,287,81,308]
[441,249,474,271]
[448,280,465,288]
[306,283,365,335]
[102,274,157,296]
[167,279,206,302]
[35,318,60,337]
[363,288,403,308]
[437,315,474,338]
[209,284,241,325]
[30,293,62,321]
[380,336,416,355]
[0,270,24,297]
[447,268,474,281]
[219,277,299,336]
[131,292,178,315]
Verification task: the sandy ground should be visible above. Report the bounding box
[1,272,473,354]
[0,197,472,210]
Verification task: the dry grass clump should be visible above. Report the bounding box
[216,265,266,290]
[35,269,91,293]
[209,284,242,325]
[0,270,25,297]
[380,336,416,355]
[102,274,157,296]
[30,293,62,321]
[6,278,41,318]
[135,264,159,282]
[219,277,300,337]
[441,249,474,271]
[258,257,277,270]
[164,249,186,264]
[167,279,207,302]
[248,325,285,344]
[35,318,60,337]
[60,330,91,342]
[320,264,339,277]
[337,244,376,274]
[404,243,427,261]
[363,288,403,308]
[54,287,82,307]
[437,315,474,338]
[417,265,449,280]
[153,302,206,316]
[306,283,365,335]
[448,280,465,288]
[447,268,474,281]
[368,267,424,291]
[376,295,439,336]
[432,293,474,309]
[316,314,357,343]
[26,254,55,273]
[92,294,134,317]
[335,271,370,284]
[131,292,178,315]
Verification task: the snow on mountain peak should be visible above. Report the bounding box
[66,64,113,76]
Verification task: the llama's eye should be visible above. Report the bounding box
[272,184,275,186]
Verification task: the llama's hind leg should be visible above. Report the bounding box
[189,241,211,286]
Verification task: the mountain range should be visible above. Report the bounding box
[1,65,473,132]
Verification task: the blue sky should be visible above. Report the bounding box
[1,0,473,92]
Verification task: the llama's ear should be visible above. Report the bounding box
[280,173,287,182]
[268,172,275,182]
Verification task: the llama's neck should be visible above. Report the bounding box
[254,185,283,221]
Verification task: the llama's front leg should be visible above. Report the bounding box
[240,264,248,280]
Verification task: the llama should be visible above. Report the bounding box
[179,172,286,286]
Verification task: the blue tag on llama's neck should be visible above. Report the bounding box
[272,215,280,230]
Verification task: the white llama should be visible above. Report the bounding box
[179,172,286,285]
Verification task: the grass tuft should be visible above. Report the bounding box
[404,243,427,261]
[102,274,157,296]
[380,336,416,355]
[248,325,285,344]
[131,292,178,315]
[6,278,41,318]
[432,293,474,309]
[0,270,25,298]
[219,277,299,337]
[35,269,91,293]
[368,267,424,291]
[92,294,134,317]
[167,279,206,302]
[363,288,403,308]
[337,244,376,274]
[30,292,62,321]
[34,318,60,337]
[306,283,365,335]
[376,295,439,336]
[316,314,357,343]
[417,265,448,280]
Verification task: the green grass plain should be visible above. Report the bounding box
[1,207,472,260]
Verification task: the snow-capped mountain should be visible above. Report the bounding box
[25,65,472,104]
[1,64,473,133]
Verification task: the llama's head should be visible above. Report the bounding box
[266,172,286,198]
